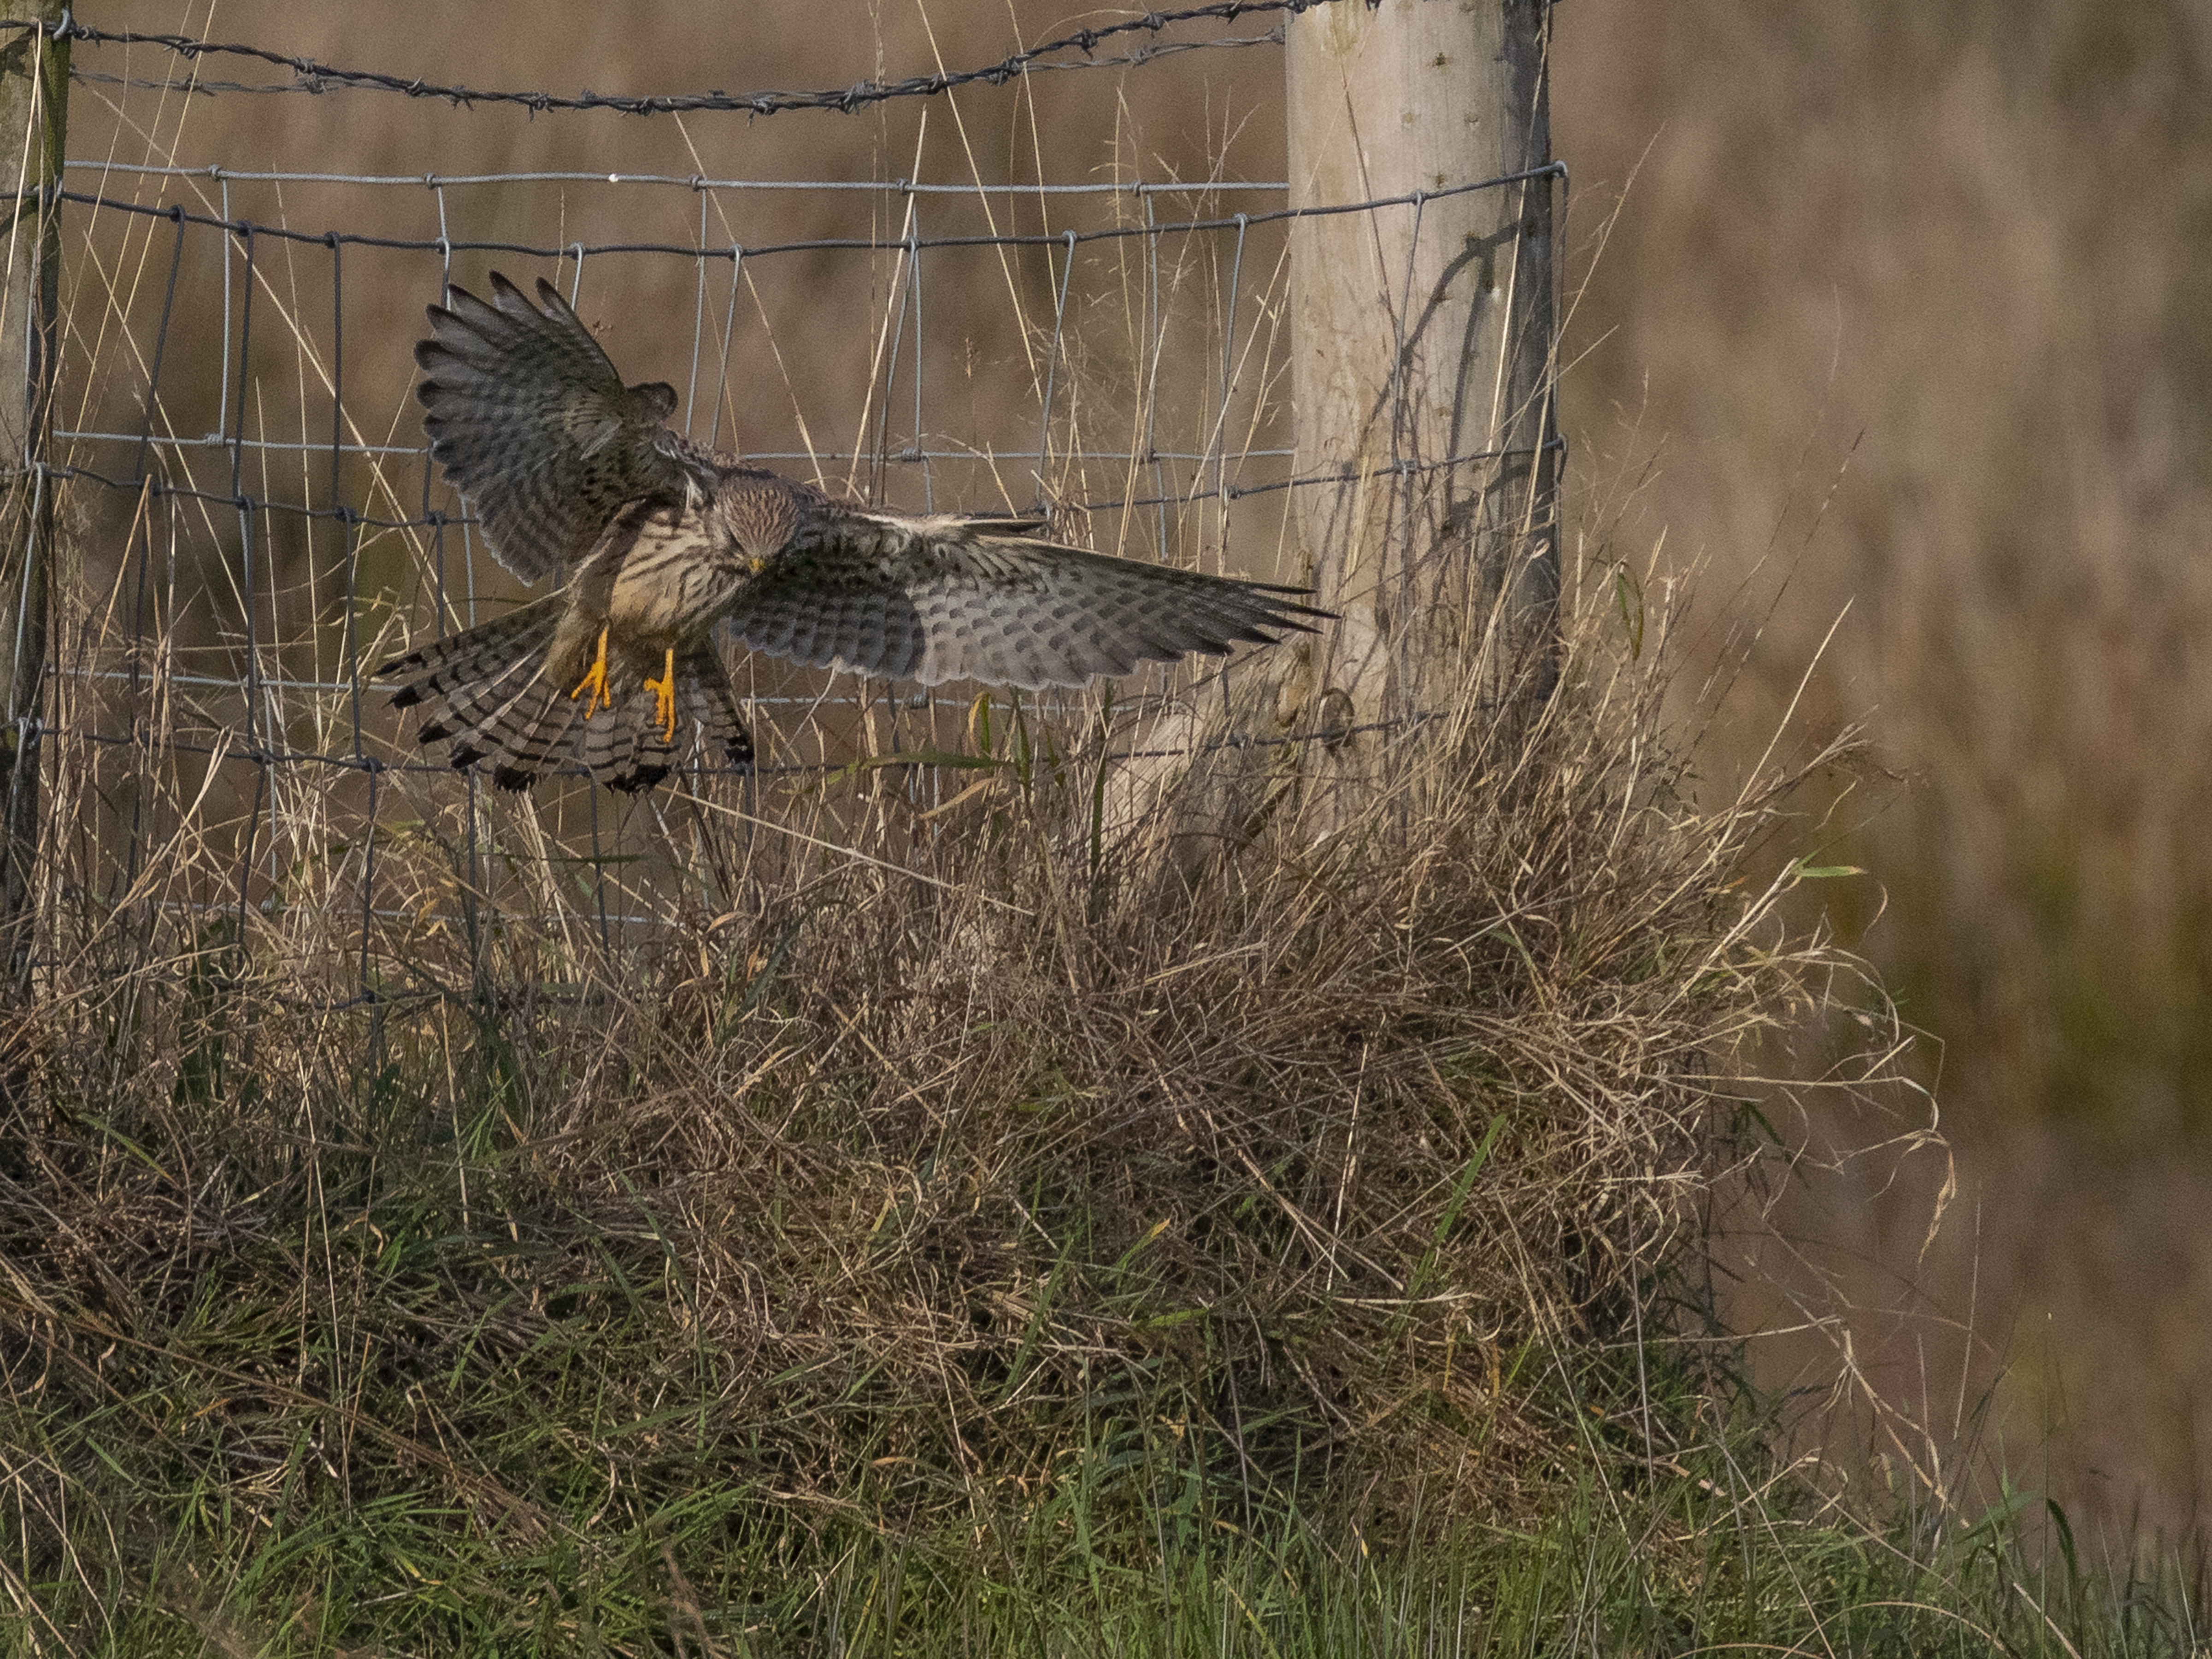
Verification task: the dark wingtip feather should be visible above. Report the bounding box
[1223,578,1336,629]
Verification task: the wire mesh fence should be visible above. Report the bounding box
[10,6,1563,1014]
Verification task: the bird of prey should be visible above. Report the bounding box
[379,273,1326,793]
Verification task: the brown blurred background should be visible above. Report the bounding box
[1559,0,2212,1544]
[60,0,2212,1540]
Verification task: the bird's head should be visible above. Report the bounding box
[718,476,801,574]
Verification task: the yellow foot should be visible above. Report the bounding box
[644,647,679,743]
[569,624,613,720]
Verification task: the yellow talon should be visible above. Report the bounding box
[644,647,678,743]
[569,624,613,719]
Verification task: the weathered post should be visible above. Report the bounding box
[1285,0,1557,816]
[0,1,64,979]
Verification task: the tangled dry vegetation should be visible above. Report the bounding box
[0,536,1891,1578]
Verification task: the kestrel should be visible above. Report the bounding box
[380,273,1324,793]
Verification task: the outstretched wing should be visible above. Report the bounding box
[416,272,708,583]
[722,507,1328,689]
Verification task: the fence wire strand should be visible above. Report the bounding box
[16,3,1338,115]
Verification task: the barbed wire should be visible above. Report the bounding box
[67,32,1294,106]
[16,2,1339,116]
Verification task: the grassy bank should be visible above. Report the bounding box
[9,577,2169,1647]
[0,533,1974,1647]
[6,1206,2200,1653]
[5,1055,2196,1652]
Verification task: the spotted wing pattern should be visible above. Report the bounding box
[723,507,1325,689]
[416,273,707,582]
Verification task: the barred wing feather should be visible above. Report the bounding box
[415,272,704,582]
[724,513,1324,690]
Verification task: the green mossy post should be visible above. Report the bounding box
[1285,0,1558,812]
[0,1,64,982]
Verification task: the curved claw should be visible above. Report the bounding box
[569,624,614,720]
[644,647,678,743]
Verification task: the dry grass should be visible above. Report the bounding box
[5,534,1880,1553]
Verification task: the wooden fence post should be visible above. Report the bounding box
[1284,0,1558,816]
[0,0,64,980]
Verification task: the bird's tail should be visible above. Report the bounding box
[576,642,754,794]
[383,611,752,792]
[676,645,756,781]
[381,597,563,715]
[381,598,581,789]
